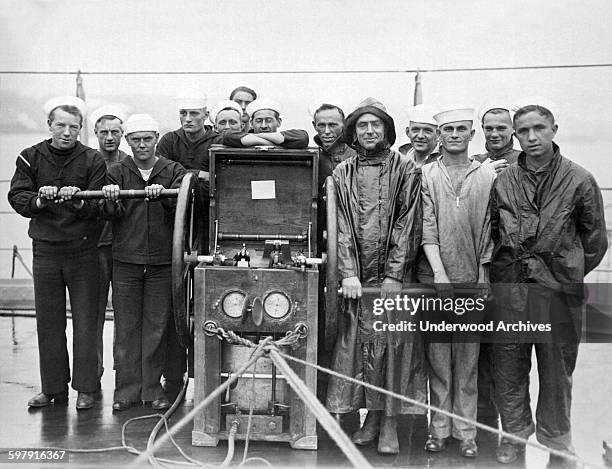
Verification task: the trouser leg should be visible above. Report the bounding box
[65,246,99,392]
[112,261,143,402]
[33,251,69,395]
[534,341,579,451]
[141,264,172,401]
[477,342,498,418]
[492,343,535,441]
[96,246,113,381]
[451,342,479,441]
[426,342,452,439]
[163,324,187,381]
[361,339,387,411]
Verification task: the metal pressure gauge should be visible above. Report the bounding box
[221,290,247,318]
[263,291,291,319]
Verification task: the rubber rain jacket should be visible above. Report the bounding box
[490,143,608,331]
[325,148,427,415]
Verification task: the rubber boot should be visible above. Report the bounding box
[377,415,399,454]
[351,410,381,446]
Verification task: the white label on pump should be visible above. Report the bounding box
[251,180,276,199]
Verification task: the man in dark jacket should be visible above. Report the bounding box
[311,103,356,363]
[325,97,426,455]
[156,91,214,397]
[312,103,356,182]
[102,114,186,412]
[90,104,129,388]
[312,102,356,256]
[8,96,106,410]
[473,103,520,173]
[221,98,309,149]
[472,102,521,426]
[157,91,215,182]
[490,98,607,465]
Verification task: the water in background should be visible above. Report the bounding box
[1,132,611,279]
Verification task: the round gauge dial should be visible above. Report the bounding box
[221,290,246,318]
[263,291,291,319]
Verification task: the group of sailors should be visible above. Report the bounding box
[7,85,608,467]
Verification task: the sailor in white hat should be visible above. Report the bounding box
[9,96,106,410]
[174,89,209,143]
[157,89,216,182]
[122,113,160,173]
[102,112,187,413]
[41,95,88,151]
[473,101,520,173]
[245,98,283,132]
[402,104,440,167]
[421,104,495,458]
[222,98,309,149]
[157,89,215,396]
[209,99,244,134]
[433,105,476,160]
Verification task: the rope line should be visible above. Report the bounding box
[1,63,611,75]
[268,348,373,469]
[277,351,602,469]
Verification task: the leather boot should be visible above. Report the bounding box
[351,410,381,446]
[377,415,399,454]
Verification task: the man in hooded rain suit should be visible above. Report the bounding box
[325,97,427,455]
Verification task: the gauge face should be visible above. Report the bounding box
[263,291,291,319]
[221,291,246,318]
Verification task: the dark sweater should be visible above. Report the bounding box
[8,139,106,242]
[156,127,220,173]
[103,156,186,265]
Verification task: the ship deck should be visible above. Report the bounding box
[1,315,611,469]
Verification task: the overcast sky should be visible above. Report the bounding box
[1,0,612,181]
[3,0,611,72]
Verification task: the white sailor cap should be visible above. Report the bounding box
[43,96,87,120]
[406,104,439,126]
[246,98,282,119]
[124,113,159,135]
[90,103,128,131]
[209,100,244,124]
[511,96,559,123]
[478,101,512,122]
[434,105,475,126]
[175,89,207,111]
